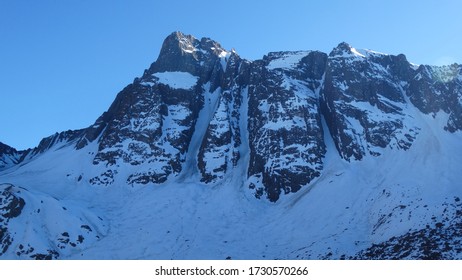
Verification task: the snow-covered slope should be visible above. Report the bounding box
[0,142,22,170]
[1,32,462,259]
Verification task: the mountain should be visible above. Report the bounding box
[0,142,22,170]
[1,31,462,259]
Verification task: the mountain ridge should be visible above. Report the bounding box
[2,32,462,200]
[1,31,462,259]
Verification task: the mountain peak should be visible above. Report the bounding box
[336,41,353,51]
[156,31,199,60]
[329,41,367,59]
[170,31,199,54]
[171,30,191,40]
[330,42,392,60]
[149,31,228,74]
[158,31,228,58]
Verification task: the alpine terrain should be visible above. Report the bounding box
[1,32,462,260]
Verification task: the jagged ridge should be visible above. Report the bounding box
[1,32,462,260]
[2,32,461,203]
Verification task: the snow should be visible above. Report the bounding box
[6,184,108,256]
[208,98,230,137]
[347,100,397,122]
[178,35,197,54]
[201,146,229,178]
[333,45,388,62]
[237,87,252,193]
[153,71,199,90]
[377,94,405,111]
[280,75,318,104]
[336,81,349,91]
[160,104,191,154]
[362,49,388,56]
[140,81,154,87]
[0,152,20,171]
[352,48,388,59]
[219,50,230,71]
[266,51,311,70]
[350,47,366,58]
[410,62,420,70]
[1,105,462,260]
[179,83,221,179]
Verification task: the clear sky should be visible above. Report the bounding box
[1,0,461,150]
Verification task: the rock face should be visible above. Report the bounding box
[246,51,327,201]
[197,51,248,184]
[407,64,462,131]
[3,32,462,203]
[76,32,231,186]
[320,43,419,161]
[0,142,22,171]
[0,184,25,255]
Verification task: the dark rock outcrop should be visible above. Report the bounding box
[320,43,419,161]
[407,64,462,132]
[0,184,25,255]
[246,51,327,201]
[0,142,22,171]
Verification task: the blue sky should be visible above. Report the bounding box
[1,0,461,150]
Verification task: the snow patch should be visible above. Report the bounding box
[350,47,366,58]
[153,72,199,90]
[267,51,311,70]
[219,51,231,71]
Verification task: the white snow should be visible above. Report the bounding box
[219,50,231,71]
[336,81,349,91]
[179,83,221,179]
[410,62,420,70]
[350,47,366,58]
[0,152,20,171]
[208,98,230,137]
[266,51,311,70]
[140,81,154,87]
[153,71,199,90]
[333,45,388,61]
[178,36,197,54]
[3,184,108,257]
[161,104,190,151]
